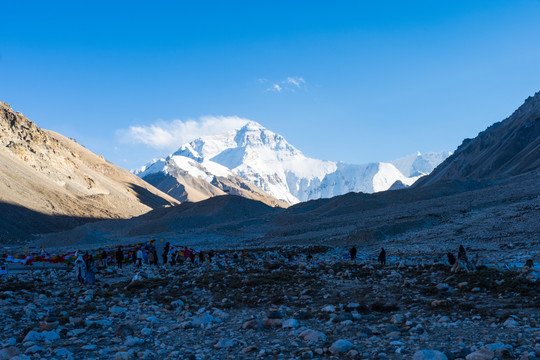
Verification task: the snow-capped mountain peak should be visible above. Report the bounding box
[391,151,453,177]
[135,121,450,204]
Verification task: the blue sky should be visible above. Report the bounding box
[1,1,540,169]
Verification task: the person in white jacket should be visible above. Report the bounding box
[136,248,143,268]
[75,256,86,284]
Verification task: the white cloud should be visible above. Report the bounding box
[270,83,282,92]
[286,76,305,88]
[265,76,306,92]
[117,115,250,151]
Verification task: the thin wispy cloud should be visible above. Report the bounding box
[271,84,283,92]
[262,76,306,92]
[117,116,250,151]
[286,76,305,88]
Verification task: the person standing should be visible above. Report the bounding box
[115,247,124,269]
[378,248,386,265]
[75,256,86,284]
[101,249,108,267]
[153,248,158,266]
[136,247,143,268]
[349,246,357,261]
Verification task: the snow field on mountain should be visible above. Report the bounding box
[135,121,450,204]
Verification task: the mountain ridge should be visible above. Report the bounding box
[0,101,179,242]
[136,121,449,204]
[416,91,540,186]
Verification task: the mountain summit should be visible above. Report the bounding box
[136,121,449,204]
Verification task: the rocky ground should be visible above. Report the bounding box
[0,247,539,360]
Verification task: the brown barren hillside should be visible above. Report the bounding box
[0,101,179,242]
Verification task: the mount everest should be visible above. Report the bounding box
[135,121,450,204]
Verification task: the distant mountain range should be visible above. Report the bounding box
[44,91,540,250]
[135,121,450,204]
[3,90,538,248]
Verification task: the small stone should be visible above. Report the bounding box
[8,355,31,360]
[22,331,41,343]
[137,350,154,359]
[212,309,229,320]
[124,336,144,347]
[170,299,184,309]
[299,329,326,343]
[214,339,234,349]
[115,352,130,360]
[390,314,404,324]
[268,310,284,319]
[329,339,354,354]
[465,348,494,360]
[484,342,513,358]
[430,300,447,307]
[109,305,127,314]
[322,305,335,313]
[282,319,299,329]
[115,325,135,339]
[503,318,519,327]
[413,350,448,360]
[240,345,257,353]
[263,318,283,328]
[0,347,21,360]
[24,345,43,354]
[436,283,451,292]
[54,348,74,359]
[41,330,60,342]
[192,314,214,327]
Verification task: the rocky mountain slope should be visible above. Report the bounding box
[416,92,540,187]
[136,122,448,204]
[137,156,288,208]
[0,102,179,242]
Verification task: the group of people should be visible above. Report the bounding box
[111,244,221,269]
[447,244,476,272]
[348,246,386,265]
[72,241,490,286]
[74,251,97,285]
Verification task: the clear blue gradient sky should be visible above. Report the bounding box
[1,1,539,169]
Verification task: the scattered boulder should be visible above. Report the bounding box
[329,339,354,354]
[413,350,448,360]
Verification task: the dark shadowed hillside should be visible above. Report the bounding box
[415,92,540,187]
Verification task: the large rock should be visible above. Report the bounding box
[329,339,354,354]
[484,343,513,358]
[465,348,494,360]
[299,329,326,343]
